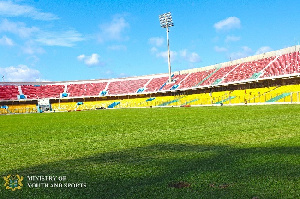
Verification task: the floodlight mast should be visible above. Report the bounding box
[159,12,174,83]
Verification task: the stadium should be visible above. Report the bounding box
[1,1,300,199]
[1,45,300,198]
[1,45,300,114]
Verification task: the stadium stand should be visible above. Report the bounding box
[261,52,300,78]
[200,64,236,86]
[107,78,149,95]
[0,85,19,100]
[1,45,300,114]
[67,82,107,97]
[21,84,65,99]
[222,57,274,83]
[179,70,213,88]
[144,76,169,92]
[159,74,188,91]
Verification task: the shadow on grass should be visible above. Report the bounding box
[1,144,300,199]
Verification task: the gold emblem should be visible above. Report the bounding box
[3,174,24,191]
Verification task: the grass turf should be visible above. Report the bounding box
[0,105,299,198]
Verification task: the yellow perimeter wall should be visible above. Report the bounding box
[51,84,300,112]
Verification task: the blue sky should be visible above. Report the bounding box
[0,0,300,82]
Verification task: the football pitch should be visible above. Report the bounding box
[1,105,299,198]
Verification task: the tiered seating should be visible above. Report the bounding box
[21,85,65,99]
[179,70,213,89]
[222,63,246,83]
[223,57,273,83]
[160,74,188,90]
[107,79,149,95]
[67,82,107,97]
[251,57,275,78]
[281,52,298,74]
[145,76,169,92]
[0,85,19,100]
[201,65,236,86]
[262,52,300,78]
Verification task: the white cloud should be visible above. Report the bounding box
[154,49,201,63]
[0,19,84,47]
[150,47,158,53]
[77,53,103,66]
[153,48,201,64]
[149,37,201,64]
[188,52,201,63]
[107,45,127,51]
[26,55,40,66]
[179,49,187,57]
[229,46,252,60]
[85,54,100,65]
[255,46,272,55]
[98,14,129,42]
[214,46,228,52]
[225,35,240,42]
[36,30,84,47]
[35,78,49,82]
[180,49,201,63]
[77,54,85,61]
[0,19,39,38]
[148,37,164,47]
[214,17,241,31]
[0,1,58,20]
[118,73,127,78]
[156,50,178,62]
[0,65,42,82]
[105,70,113,75]
[22,40,45,55]
[0,35,14,46]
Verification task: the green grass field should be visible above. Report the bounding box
[1,105,299,199]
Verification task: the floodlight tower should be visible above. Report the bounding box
[159,12,174,83]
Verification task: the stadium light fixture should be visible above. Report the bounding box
[159,12,174,83]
